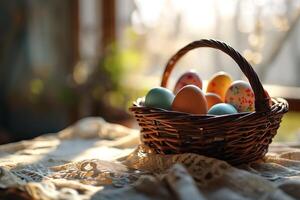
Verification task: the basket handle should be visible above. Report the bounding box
[161,39,271,112]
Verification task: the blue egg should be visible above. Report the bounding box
[208,103,238,115]
[145,87,175,110]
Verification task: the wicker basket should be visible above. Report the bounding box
[130,39,288,165]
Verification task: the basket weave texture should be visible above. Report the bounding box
[130,39,288,165]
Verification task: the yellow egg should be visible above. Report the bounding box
[174,71,202,94]
[172,85,207,114]
[205,93,223,109]
[206,71,232,101]
[225,80,255,112]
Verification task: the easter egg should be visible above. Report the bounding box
[174,71,202,94]
[225,80,255,112]
[205,93,223,109]
[206,71,232,101]
[145,87,174,110]
[172,85,207,114]
[208,103,238,115]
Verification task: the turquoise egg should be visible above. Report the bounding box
[208,103,238,115]
[145,87,175,110]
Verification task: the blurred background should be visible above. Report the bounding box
[1,0,300,144]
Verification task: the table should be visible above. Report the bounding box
[1,117,300,199]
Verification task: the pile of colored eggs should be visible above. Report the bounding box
[144,70,271,115]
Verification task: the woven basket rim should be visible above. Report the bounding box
[130,97,288,119]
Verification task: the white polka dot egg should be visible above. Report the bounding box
[225,80,255,112]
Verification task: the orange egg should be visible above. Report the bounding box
[206,71,232,101]
[205,93,223,109]
[172,85,207,114]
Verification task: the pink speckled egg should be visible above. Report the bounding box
[225,80,255,112]
[174,71,202,94]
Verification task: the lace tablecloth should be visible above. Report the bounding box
[1,117,300,200]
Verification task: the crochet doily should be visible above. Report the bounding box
[1,117,300,199]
